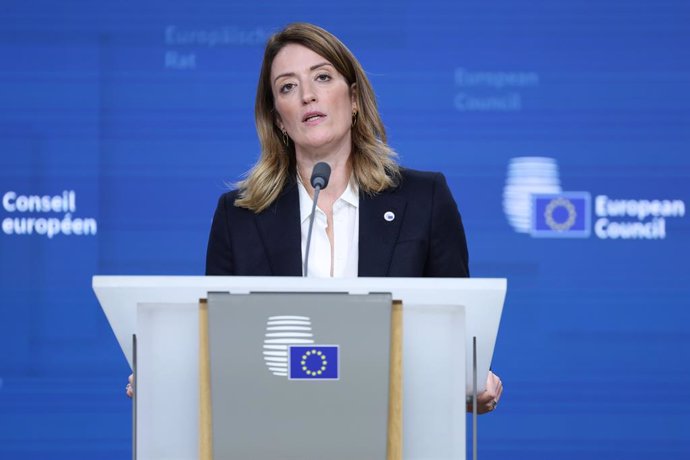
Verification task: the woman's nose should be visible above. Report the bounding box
[301,83,317,104]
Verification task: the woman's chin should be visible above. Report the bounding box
[295,137,350,158]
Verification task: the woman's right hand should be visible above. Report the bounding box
[126,373,134,398]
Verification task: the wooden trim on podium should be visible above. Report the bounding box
[387,300,403,460]
[199,299,212,460]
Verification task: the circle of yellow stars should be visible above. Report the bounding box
[544,197,577,231]
[301,349,328,376]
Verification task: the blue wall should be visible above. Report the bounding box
[1,1,689,458]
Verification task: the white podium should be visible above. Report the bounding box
[93,276,506,460]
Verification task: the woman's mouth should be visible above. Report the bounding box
[302,112,326,123]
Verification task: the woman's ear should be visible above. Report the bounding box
[275,114,284,132]
[350,82,358,111]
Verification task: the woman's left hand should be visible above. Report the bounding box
[126,374,134,398]
[467,371,503,414]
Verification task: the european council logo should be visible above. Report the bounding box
[263,315,315,377]
[503,157,562,234]
[288,346,339,380]
[531,192,591,238]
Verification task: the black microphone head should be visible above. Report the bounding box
[310,162,331,190]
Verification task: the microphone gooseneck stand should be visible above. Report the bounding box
[303,162,331,277]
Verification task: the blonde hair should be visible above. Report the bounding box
[235,22,400,212]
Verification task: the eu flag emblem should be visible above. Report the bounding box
[531,192,591,238]
[288,345,339,380]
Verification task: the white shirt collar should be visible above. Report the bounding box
[297,178,359,224]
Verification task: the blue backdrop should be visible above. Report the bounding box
[1,1,689,458]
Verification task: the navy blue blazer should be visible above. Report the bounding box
[205,169,469,277]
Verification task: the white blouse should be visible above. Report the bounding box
[297,180,359,278]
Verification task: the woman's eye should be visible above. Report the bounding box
[316,73,331,82]
[280,83,296,94]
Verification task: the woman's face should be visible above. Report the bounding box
[270,43,356,159]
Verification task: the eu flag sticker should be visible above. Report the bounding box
[531,192,591,238]
[288,345,339,380]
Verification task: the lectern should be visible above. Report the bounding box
[93,276,506,460]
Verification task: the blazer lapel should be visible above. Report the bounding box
[358,191,407,277]
[255,181,303,276]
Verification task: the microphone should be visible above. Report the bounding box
[304,162,331,277]
[310,162,331,189]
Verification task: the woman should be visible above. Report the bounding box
[132,23,502,413]
[206,22,470,280]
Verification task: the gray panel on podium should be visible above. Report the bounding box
[207,292,392,460]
